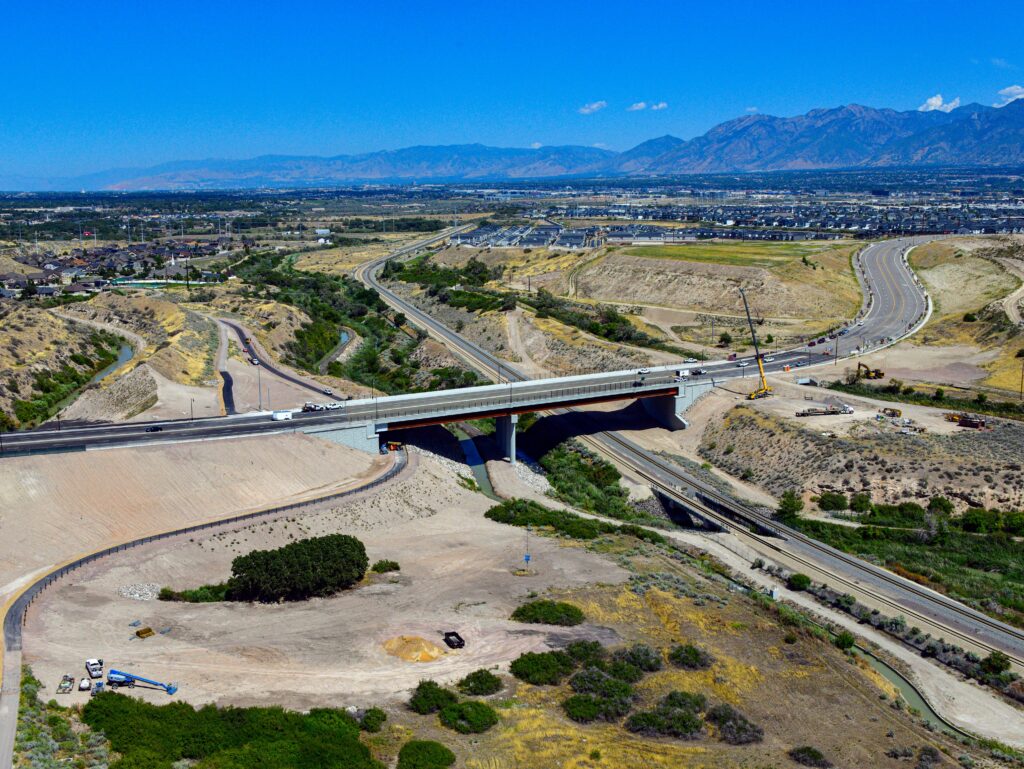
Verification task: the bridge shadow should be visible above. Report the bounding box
[518,400,664,460]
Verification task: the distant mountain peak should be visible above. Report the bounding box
[10,101,1024,191]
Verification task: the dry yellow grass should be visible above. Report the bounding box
[294,234,421,275]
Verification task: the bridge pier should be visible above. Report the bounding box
[641,380,715,429]
[495,413,519,464]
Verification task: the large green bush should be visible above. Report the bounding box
[509,651,575,685]
[82,693,380,769]
[408,681,457,715]
[624,690,706,739]
[510,600,585,626]
[359,707,387,733]
[438,701,499,734]
[668,644,715,670]
[613,644,662,672]
[397,740,455,769]
[457,669,502,696]
[226,534,368,602]
[484,498,665,543]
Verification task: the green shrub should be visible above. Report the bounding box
[624,690,705,739]
[562,694,602,723]
[397,739,456,769]
[789,745,832,767]
[663,691,706,712]
[539,441,640,523]
[849,492,872,512]
[564,640,607,667]
[409,681,457,715]
[360,707,387,732]
[612,643,662,672]
[457,669,502,696]
[705,703,763,744]
[787,573,812,591]
[668,644,715,670]
[509,651,575,685]
[439,701,499,734]
[82,693,377,768]
[226,534,368,602]
[158,583,229,603]
[834,631,856,651]
[606,660,644,683]
[963,312,978,322]
[484,498,664,543]
[817,492,848,511]
[371,559,400,573]
[981,650,1010,675]
[511,600,585,626]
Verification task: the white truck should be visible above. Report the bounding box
[673,369,690,381]
[271,410,293,421]
[85,659,103,679]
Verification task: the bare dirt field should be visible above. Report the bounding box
[0,434,387,606]
[23,455,626,710]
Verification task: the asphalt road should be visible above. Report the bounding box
[0,235,930,454]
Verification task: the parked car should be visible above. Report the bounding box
[683,357,698,363]
[78,678,92,692]
[808,340,817,347]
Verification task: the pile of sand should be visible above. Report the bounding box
[383,635,445,663]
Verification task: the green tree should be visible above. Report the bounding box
[981,650,1011,676]
[777,490,804,521]
[787,573,812,591]
[719,331,733,346]
[834,631,856,651]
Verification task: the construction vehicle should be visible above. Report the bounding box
[881,407,902,418]
[106,669,178,695]
[943,412,961,422]
[739,288,771,400]
[957,414,987,429]
[795,404,854,417]
[856,362,884,380]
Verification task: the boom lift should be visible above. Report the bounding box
[739,288,772,400]
[106,669,178,695]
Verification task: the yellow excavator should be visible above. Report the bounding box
[740,288,772,400]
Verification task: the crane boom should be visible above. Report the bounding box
[739,288,772,399]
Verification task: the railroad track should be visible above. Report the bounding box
[360,231,1024,666]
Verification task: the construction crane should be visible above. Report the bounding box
[739,288,772,400]
[106,669,178,695]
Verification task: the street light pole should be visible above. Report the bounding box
[190,398,194,421]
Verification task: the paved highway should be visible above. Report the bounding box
[357,232,1024,665]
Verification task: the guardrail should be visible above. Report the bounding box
[2,449,408,654]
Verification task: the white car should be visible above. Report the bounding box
[78,678,92,692]
[637,368,650,375]
[764,356,775,362]
[737,361,750,367]
[683,357,698,364]
[857,320,865,326]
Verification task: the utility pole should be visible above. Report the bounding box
[190,398,195,421]
[257,364,263,410]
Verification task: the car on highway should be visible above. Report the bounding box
[808,340,816,347]
[736,361,750,367]
[250,357,259,365]
[693,368,707,375]
[323,387,333,395]
[795,360,809,367]
[683,357,698,363]
[637,368,650,375]
[144,426,163,433]
[817,337,826,344]
[764,356,775,362]
[857,319,865,326]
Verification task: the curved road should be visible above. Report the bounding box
[358,233,1024,667]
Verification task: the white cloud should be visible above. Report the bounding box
[746,106,759,113]
[592,142,609,149]
[992,57,1014,70]
[530,141,542,149]
[995,84,1024,106]
[650,101,668,111]
[918,94,960,113]
[627,101,647,111]
[578,100,607,115]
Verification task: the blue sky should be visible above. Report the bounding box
[2,0,1023,177]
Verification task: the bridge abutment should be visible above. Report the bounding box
[303,421,383,454]
[641,380,715,429]
[495,413,519,463]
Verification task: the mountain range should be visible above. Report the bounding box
[12,100,1024,190]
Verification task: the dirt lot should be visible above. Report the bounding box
[23,454,625,710]
[0,434,387,607]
